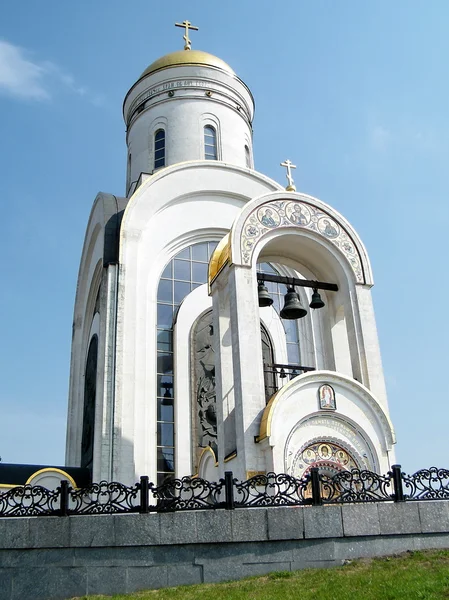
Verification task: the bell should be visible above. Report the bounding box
[309,288,325,310]
[258,282,273,307]
[280,287,307,319]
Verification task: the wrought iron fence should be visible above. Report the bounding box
[0,465,448,518]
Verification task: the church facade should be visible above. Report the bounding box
[66,25,396,486]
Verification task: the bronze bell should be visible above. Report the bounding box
[280,287,307,319]
[309,288,325,310]
[258,282,273,307]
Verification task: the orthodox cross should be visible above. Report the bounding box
[175,20,199,50]
[280,159,297,191]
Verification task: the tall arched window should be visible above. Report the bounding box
[154,129,165,170]
[204,125,217,160]
[156,241,218,485]
[81,335,98,470]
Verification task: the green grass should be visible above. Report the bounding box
[73,549,449,600]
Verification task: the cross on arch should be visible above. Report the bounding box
[280,159,297,191]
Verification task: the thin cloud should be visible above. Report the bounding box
[0,39,101,105]
[0,40,49,100]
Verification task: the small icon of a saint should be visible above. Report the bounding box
[260,208,277,228]
[321,219,338,238]
[318,384,336,410]
[289,203,308,225]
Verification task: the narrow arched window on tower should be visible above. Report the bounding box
[245,145,251,168]
[204,125,217,160]
[154,129,166,170]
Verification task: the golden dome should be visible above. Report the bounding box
[141,49,235,78]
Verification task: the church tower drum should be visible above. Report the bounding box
[66,23,396,486]
[123,26,254,196]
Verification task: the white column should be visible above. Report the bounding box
[211,271,235,478]
[355,285,388,408]
[228,265,267,480]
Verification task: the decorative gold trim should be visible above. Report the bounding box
[198,445,219,469]
[246,470,265,479]
[0,483,19,489]
[224,451,237,463]
[258,388,283,441]
[208,232,231,289]
[25,468,78,489]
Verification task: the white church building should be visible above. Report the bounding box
[66,22,396,487]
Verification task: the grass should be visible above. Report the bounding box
[73,549,449,600]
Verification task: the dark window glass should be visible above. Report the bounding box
[161,262,172,279]
[204,125,217,160]
[174,259,190,281]
[157,329,172,352]
[157,422,174,447]
[157,352,173,375]
[174,281,191,304]
[154,129,165,169]
[157,397,174,422]
[157,279,172,304]
[157,448,174,472]
[192,262,208,283]
[176,247,190,260]
[157,304,173,329]
[157,375,174,399]
[192,243,208,262]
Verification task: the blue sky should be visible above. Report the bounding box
[0,1,447,473]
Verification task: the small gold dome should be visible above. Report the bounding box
[141,49,235,78]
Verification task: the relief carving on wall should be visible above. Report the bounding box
[240,199,364,283]
[194,312,217,450]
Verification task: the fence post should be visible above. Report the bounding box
[59,480,69,516]
[224,471,235,510]
[310,467,322,506]
[391,464,405,502]
[139,476,150,513]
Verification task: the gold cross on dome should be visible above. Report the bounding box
[280,159,297,191]
[175,20,199,51]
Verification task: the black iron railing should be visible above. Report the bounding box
[264,363,315,397]
[0,465,448,518]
